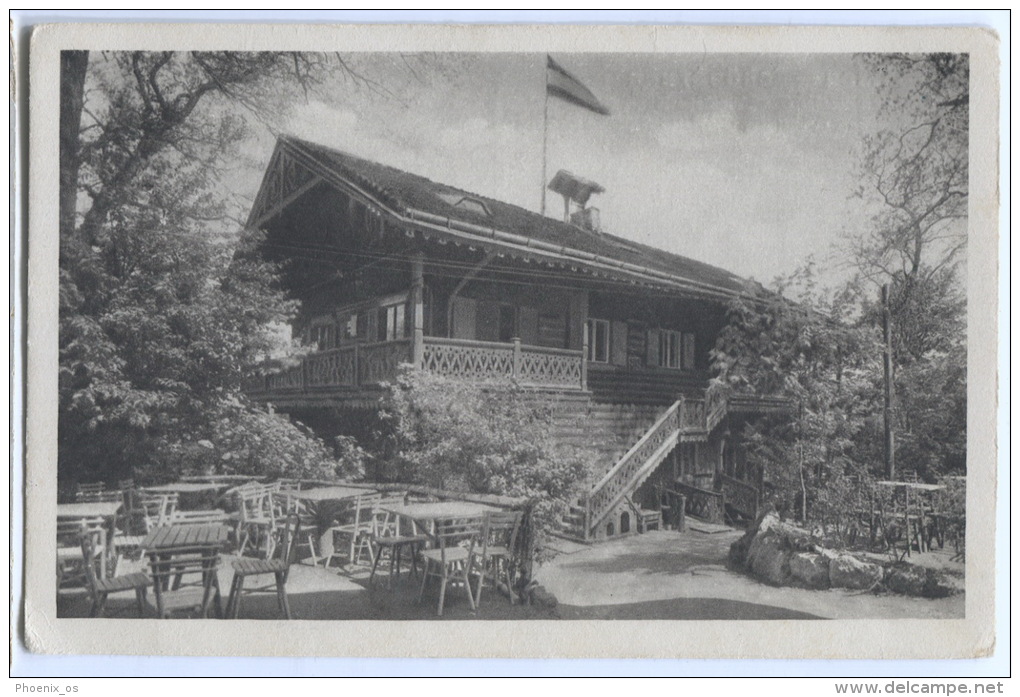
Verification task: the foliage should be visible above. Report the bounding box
[377,367,595,534]
[712,266,882,521]
[57,51,391,488]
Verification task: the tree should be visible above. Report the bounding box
[57,52,387,490]
[711,267,881,521]
[848,53,969,479]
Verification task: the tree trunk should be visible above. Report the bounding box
[59,50,89,242]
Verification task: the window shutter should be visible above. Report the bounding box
[611,321,628,365]
[646,328,659,366]
[682,332,696,370]
[451,297,477,339]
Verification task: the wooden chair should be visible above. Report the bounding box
[80,525,150,618]
[274,493,321,566]
[226,514,300,619]
[369,492,427,588]
[115,493,177,560]
[474,510,522,607]
[147,543,224,619]
[324,492,381,568]
[418,515,487,617]
[57,516,107,590]
[236,483,279,558]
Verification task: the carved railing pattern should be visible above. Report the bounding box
[358,340,411,385]
[717,472,759,520]
[305,347,358,387]
[705,384,729,433]
[266,365,303,391]
[421,338,513,380]
[675,481,726,524]
[518,347,583,388]
[587,400,682,532]
[680,398,706,432]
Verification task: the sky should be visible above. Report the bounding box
[238,52,889,289]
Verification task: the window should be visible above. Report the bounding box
[586,318,610,363]
[379,302,406,342]
[659,330,681,369]
[310,323,335,351]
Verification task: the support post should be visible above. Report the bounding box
[882,283,895,480]
[353,343,360,386]
[580,321,589,391]
[411,254,425,369]
[512,337,522,380]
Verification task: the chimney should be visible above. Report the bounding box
[547,169,605,234]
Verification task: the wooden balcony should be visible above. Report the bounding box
[244,336,586,408]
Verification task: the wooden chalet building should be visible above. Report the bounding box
[244,135,792,541]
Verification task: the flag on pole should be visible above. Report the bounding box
[546,55,610,116]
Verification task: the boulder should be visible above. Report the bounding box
[885,564,928,596]
[746,530,792,585]
[529,584,558,608]
[829,554,884,590]
[789,552,831,589]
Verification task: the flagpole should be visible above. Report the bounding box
[541,57,549,217]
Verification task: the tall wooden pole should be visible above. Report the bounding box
[411,254,425,369]
[541,70,550,217]
[882,284,895,480]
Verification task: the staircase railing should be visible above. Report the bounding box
[579,383,736,539]
[716,472,759,520]
[586,399,683,535]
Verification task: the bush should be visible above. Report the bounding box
[378,367,595,534]
[138,399,366,484]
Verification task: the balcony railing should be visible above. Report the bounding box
[245,336,585,395]
[422,337,584,389]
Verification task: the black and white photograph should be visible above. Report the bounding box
[21,21,1000,662]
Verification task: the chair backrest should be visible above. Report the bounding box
[117,478,136,491]
[79,523,107,599]
[434,516,487,563]
[274,514,301,583]
[371,492,408,536]
[58,515,106,546]
[134,493,178,531]
[484,510,522,552]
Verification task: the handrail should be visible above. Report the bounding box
[591,399,682,493]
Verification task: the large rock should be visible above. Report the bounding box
[746,530,792,585]
[829,554,884,590]
[789,552,831,589]
[885,564,928,596]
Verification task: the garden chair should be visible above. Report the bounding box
[474,510,522,607]
[368,492,427,588]
[57,516,107,590]
[236,483,279,558]
[323,492,381,568]
[274,493,321,566]
[147,542,224,619]
[226,514,300,619]
[80,524,150,618]
[418,515,487,617]
[115,492,177,559]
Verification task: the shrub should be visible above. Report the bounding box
[378,367,595,534]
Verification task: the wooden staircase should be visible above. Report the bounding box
[557,388,745,542]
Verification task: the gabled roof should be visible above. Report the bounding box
[252,135,754,299]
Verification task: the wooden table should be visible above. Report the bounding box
[57,501,124,579]
[381,501,498,537]
[289,486,378,557]
[140,524,230,618]
[141,482,230,510]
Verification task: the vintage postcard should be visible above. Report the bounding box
[22,22,999,660]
